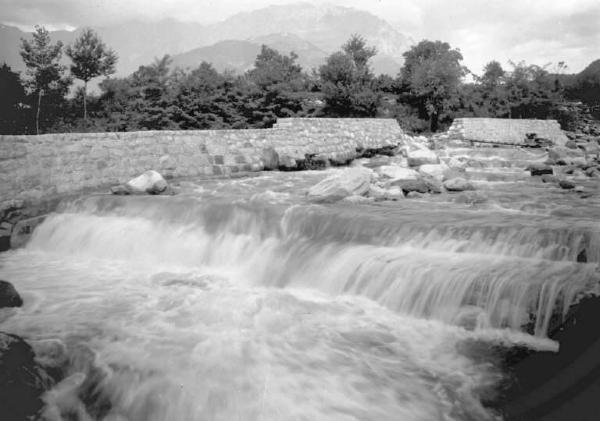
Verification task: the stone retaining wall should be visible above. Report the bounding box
[435,118,568,146]
[0,118,407,249]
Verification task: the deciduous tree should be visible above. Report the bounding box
[0,64,27,134]
[66,28,117,121]
[320,35,379,117]
[20,26,71,134]
[400,40,467,131]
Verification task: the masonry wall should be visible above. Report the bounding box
[435,118,568,146]
[0,118,407,205]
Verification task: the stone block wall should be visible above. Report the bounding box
[435,118,568,146]
[272,118,408,160]
[0,118,407,204]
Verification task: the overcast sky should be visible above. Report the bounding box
[1,0,599,73]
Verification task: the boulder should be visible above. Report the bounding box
[559,179,576,190]
[442,167,467,182]
[368,185,387,201]
[541,174,558,183]
[406,191,425,199]
[443,177,475,192]
[0,222,11,252]
[260,147,279,171]
[586,167,600,178]
[526,164,554,176]
[378,166,419,182]
[575,185,585,193]
[0,332,55,420]
[110,185,130,195]
[389,179,430,194]
[307,167,373,203]
[125,170,168,195]
[407,149,440,167]
[445,157,468,170]
[385,186,405,201]
[278,155,297,171]
[0,280,22,308]
[565,139,578,149]
[419,163,449,181]
[360,155,392,169]
[369,185,405,201]
[421,175,443,194]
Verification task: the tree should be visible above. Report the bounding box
[503,61,561,119]
[171,62,232,129]
[342,35,377,80]
[66,28,117,121]
[245,46,310,125]
[568,59,600,113]
[248,45,304,89]
[400,40,467,131]
[473,61,509,117]
[320,35,379,117]
[0,63,27,134]
[129,55,178,130]
[481,61,505,87]
[20,25,71,134]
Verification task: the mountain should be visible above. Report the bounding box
[1,25,78,73]
[250,33,328,72]
[0,24,27,73]
[171,40,261,73]
[0,3,414,77]
[171,34,328,74]
[202,3,411,74]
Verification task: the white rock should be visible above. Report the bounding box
[407,149,440,167]
[445,157,468,170]
[378,165,420,181]
[126,170,168,194]
[307,167,373,203]
[419,163,449,181]
[443,177,475,192]
[368,184,404,201]
[385,186,405,200]
[368,184,387,201]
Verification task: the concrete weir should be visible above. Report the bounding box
[0,118,409,249]
[434,118,569,147]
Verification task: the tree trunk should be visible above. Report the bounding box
[35,89,42,135]
[430,112,439,132]
[83,81,87,121]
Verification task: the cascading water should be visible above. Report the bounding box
[1,168,599,421]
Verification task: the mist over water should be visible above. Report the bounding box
[1,169,599,420]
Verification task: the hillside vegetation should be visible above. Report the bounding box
[1,27,599,135]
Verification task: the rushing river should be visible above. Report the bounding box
[1,164,599,421]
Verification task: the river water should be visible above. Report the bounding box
[1,160,599,420]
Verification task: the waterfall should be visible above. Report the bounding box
[25,195,600,338]
[1,185,598,421]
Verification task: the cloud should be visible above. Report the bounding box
[1,0,598,72]
[405,0,600,73]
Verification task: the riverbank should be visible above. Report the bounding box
[1,118,599,419]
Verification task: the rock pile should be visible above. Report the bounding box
[306,135,483,203]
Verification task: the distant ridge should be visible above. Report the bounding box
[1,3,413,76]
